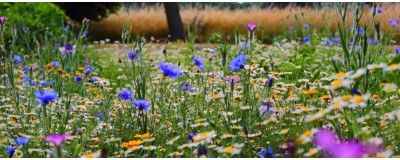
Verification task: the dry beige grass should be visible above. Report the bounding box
[90,3,400,42]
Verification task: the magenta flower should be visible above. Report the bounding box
[312,129,339,152]
[313,129,365,158]
[0,17,7,24]
[44,134,72,146]
[224,76,240,83]
[246,23,257,32]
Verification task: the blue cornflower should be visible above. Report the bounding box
[358,27,364,35]
[351,88,361,95]
[22,76,30,84]
[197,145,208,158]
[119,89,132,100]
[267,77,274,88]
[389,19,399,28]
[62,25,70,33]
[51,61,60,67]
[15,137,30,146]
[303,36,311,43]
[34,90,58,105]
[209,49,216,54]
[96,113,104,118]
[59,43,75,56]
[48,80,56,86]
[192,56,204,71]
[21,67,28,73]
[370,39,377,45]
[7,146,15,155]
[303,23,309,29]
[90,77,99,83]
[376,8,383,14]
[333,37,340,43]
[159,61,182,78]
[127,50,140,61]
[85,65,94,71]
[241,44,250,49]
[82,30,89,37]
[19,26,26,34]
[13,55,22,64]
[187,133,196,142]
[133,99,151,110]
[395,48,400,54]
[40,80,47,86]
[259,147,276,158]
[324,39,332,47]
[75,75,83,83]
[229,54,246,71]
[260,101,275,116]
[181,83,195,92]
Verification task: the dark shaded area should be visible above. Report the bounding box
[164,2,185,41]
[54,2,121,22]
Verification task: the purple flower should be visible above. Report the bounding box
[376,8,383,14]
[13,55,22,64]
[85,65,94,71]
[358,27,364,35]
[51,61,60,67]
[159,61,182,78]
[34,90,58,105]
[324,39,332,47]
[224,76,240,83]
[259,147,276,158]
[0,17,7,24]
[181,83,195,92]
[75,75,83,83]
[313,129,365,158]
[313,129,339,152]
[119,89,132,100]
[62,25,70,33]
[303,36,311,43]
[229,54,246,71]
[7,146,15,156]
[303,23,310,29]
[394,48,400,54]
[259,101,275,116]
[44,134,72,146]
[370,39,377,45]
[192,56,204,71]
[127,50,140,61]
[82,30,89,37]
[267,77,274,87]
[133,99,151,110]
[197,145,208,158]
[16,137,30,146]
[96,113,104,118]
[246,23,257,32]
[333,37,340,43]
[330,141,364,158]
[59,43,76,56]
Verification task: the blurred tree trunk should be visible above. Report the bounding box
[164,2,185,41]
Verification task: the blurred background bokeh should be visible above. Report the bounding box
[1,2,400,44]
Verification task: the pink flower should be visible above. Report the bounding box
[0,17,7,24]
[224,76,240,83]
[246,23,257,32]
[44,134,72,146]
[313,129,365,158]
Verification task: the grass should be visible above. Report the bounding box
[1,2,400,158]
[91,3,400,43]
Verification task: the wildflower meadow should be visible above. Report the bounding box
[1,2,400,158]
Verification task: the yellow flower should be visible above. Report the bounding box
[134,133,151,139]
